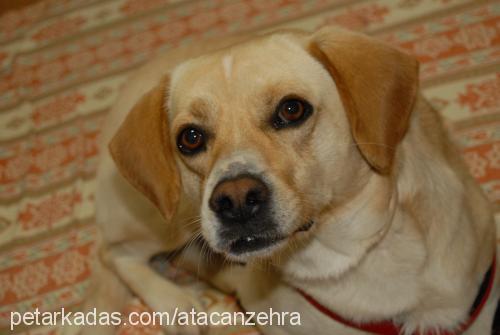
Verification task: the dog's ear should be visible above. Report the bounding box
[109,76,181,221]
[309,27,419,174]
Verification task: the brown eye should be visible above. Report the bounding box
[177,127,206,155]
[272,98,312,129]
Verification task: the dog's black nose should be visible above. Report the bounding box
[209,175,269,223]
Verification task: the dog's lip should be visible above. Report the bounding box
[294,219,315,234]
[229,234,286,255]
[226,220,315,256]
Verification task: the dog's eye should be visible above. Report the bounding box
[177,127,206,155]
[272,98,312,129]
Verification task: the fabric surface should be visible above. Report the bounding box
[0,0,499,334]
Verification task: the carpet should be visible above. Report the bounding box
[0,0,499,334]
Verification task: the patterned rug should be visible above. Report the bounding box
[0,0,499,334]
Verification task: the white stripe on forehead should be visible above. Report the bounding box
[222,54,233,80]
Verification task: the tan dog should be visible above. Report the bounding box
[87,27,499,335]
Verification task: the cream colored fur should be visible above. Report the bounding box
[83,28,499,335]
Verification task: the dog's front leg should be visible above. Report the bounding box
[108,241,205,335]
[78,253,133,335]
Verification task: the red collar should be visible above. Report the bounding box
[296,254,496,335]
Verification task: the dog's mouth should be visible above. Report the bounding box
[230,234,285,254]
[294,219,315,234]
[227,220,315,256]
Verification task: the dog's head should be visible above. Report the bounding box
[110,27,418,265]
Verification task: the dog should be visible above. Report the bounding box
[85,27,499,335]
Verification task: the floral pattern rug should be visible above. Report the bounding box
[0,0,499,334]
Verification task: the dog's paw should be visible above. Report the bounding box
[163,323,203,335]
[400,307,465,335]
[148,294,207,335]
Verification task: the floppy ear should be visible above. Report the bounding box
[309,27,419,174]
[109,76,181,221]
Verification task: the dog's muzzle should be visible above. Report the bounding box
[209,174,281,254]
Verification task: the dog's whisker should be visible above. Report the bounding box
[180,215,202,227]
[172,230,202,271]
[182,220,202,230]
[198,236,213,278]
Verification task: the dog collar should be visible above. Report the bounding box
[296,253,496,335]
